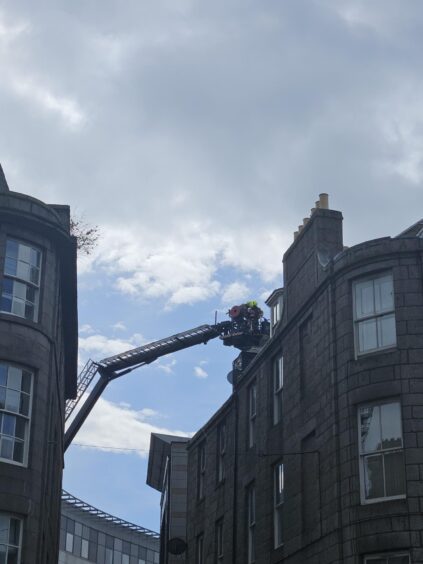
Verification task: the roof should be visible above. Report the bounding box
[0,164,10,192]
[146,433,189,492]
[265,287,284,306]
[396,219,423,238]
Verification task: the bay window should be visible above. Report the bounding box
[0,514,22,563]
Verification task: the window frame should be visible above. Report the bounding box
[0,362,33,467]
[1,238,43,323]
[196,533,204,564]
[0,513,23,563]
[273,354,283,425]
[273,461,284,549]
[215,518,224,563]
[352,272,396,357]
[363,552,410,563]
[358,399,406,504]
[217,421,226,484]
[248,382,257,449]
[246,483,256,564]
[197,441,206,500]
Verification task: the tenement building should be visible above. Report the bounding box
[59,491,160,564]
[0,166,78,562]
[148,194,423,564]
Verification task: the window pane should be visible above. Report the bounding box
[1,438,13,460]
[0,366,6,387]
[19,394,29,417]
[381,403,402,449]
[4,258,17,277]
[5,390,20,413]
[12,282,26,301]
[358,319,378,352]
[15,419,25,440]
[21,373,31,394]
[7,368,21,392]
[30,247,41,267]
[66,533,74,552]
[6,240,19,259]
[13,441,24,463]
[360,406,381,453]
[11,298,25,318]
[355,279,375,318]
[375,275,394,312]
[8,546,19,564]
[0,545,6,564]
[16,262,30,282]
[0,517,8,543]
[378,315,396,348]
[2,279,13,295]
[0,296,12,313]
[17,244,31,263]
[2,414,15,436]
[385,451,405,497]
[0,389,5,410]
[9,519,20,546]
[364,454,384,499]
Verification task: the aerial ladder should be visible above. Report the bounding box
[64,303,269,451]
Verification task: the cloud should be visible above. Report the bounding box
[111,321,127,331]
[221,281,251,305]
[194,366,208,379]
[79,324,95,335]
[71,397,191,457]
[79,333,145,361]
[155,357,177,374]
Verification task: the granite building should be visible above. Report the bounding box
[59,491,160,564]
[148,195,423,564]
[0,166,78,563]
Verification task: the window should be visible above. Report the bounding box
[273,355,283,425]
[353,273,396,355]
[247,484,256,563]
[198,442,206,500]
[196,534,204,564]
[65,532,74,552]
[364,553,410,563]
[248,383,257,448]
[81,538,89,558]
[271,299,281,334]
[216,519,223,562]
[0,514,22,563]
[274,462,284,548]
[0,363,32,465]
[359,401,405,503]
[217,422,226,483]
[1,239,42,322]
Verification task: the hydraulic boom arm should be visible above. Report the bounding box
[64,322,231,451]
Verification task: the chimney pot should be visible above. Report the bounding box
[319,193,329,209]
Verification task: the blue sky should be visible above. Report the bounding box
[1,0,423,532]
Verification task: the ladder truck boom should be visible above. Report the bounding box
[64,322,232,451]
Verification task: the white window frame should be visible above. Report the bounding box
[198,442,206,500]
[196,533,204,564]
[1,239,42,322]
[248,383,257,448]
[247,484,256,563]
[216,519,224,562]
[217,422,226,483]
[0,363,33,467]
[364,552,410,563]
[353,272,396,356]
[0,514,22,563]
[358,400,405,504]
[274,462,284,548]
[273,355,283,425]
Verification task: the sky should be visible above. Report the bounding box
[1,0,423,532]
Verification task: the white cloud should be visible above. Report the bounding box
[79,333,145,360]
[71,397,191,457]
[221,281,251,305]
[111,321,127,331]
[155,357,177,374]
[79,324,95,335]
[194,366,208,379]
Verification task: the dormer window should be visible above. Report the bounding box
[266,289,284,337]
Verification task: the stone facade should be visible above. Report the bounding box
[158,202,423,564]
[0,168,78,563]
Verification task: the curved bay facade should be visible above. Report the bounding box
[0,168,77,563]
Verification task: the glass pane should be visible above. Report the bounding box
[4,258,17,277]
[358,318,378,352]
[6,240,19,259]
[7,367,22,392]
[360,406,381,453]
[16,261,30,282]
[29,266,40,285]
[21,372,31,394]
[389,556,410,564]
[375,275,394,312]
[1,437,13,460]
[0,545,6,564]
[2,279,13,295]
[0,296,12,313]
[364,454,384,499]
[65,532,74,552]
[0,366,6,387]
[0,389,5,410]
[355,279,375,318]
[25,286,35,303]
[24,303,34,322]
[30,248,41,267]
[18,244,31,263]
[9,519,20,545]
[378,315,396,348]
[15,418,25,440]
[5,390,20,413]
[2,414,16,437]
[13,440,24,463]
[7,546,18,564]
[0,516,8,543]
[385,451,405,496]
[275,463,284,504]
[12,282,26,300]
[11,298,25,318]
[381,403,402,448]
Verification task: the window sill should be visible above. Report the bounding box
[360,494,406,505]
[354,345,397,360]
